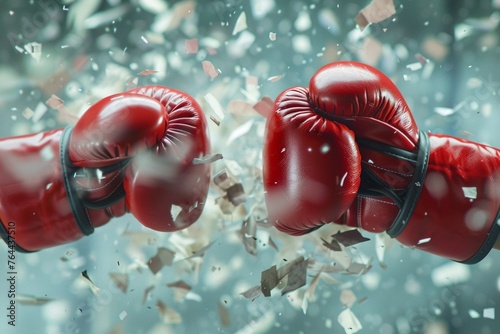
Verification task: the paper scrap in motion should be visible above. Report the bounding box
[218,301,231,327]
[462,187,477,199]
[241,217,257,256]
[355,0,396,31]
[232,12,248,35]
[338,308,363,333]
[24,42,42,63]
[185,39,199,54]
[167,280,192,302]
[269,32,277,41]
[109,273,129,293]
[138,69,158,76]
[240,285,262,301]
[321,237,342,252]
[147,247,176,274]
[184,240,216,259]
[261,265,279,297]
[16,294,54,306]
[204,93,225,120]
[119,310,127,320]
[202,61,220,79]
[253,96,274,118]
[281,258,308,295]
[340,289,357,308]
[156,300,182,324]
[142,285,154,305]
[483,308,495,319]
[80,270,100,296]
[192,153,223,164]
[331,229,371,247]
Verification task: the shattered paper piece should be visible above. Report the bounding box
[192,153,223,164]
[185,39,199,54]
[227,183,246,206]
[119,310,127,320]
[338,308,363,333]
[16,294,54,306]
[269,32,276,41]
[138,69,158,76]
[340,289,357,308]
[213,169,237,190]
[81,270,100,296]
[142,285,154,305]
[202,61,220,79]
[147,247,176,274]
[355,0,396,31]
[241,217,257,256]
[24,42,42,62]
[240,285,262,301]
[281,258,309,295]
[167,280,192,302]
[261,265,279,297]
[232,12,248,35]
[184,240,216,259]
[462,187,477,199]
[322,237,342,252]
[331,230,370,247]
[156,300,182,324]
[218,301,231,326]
[483,308,495,319]
[469,309,481,319]
[253,96,274,118]
[109,273,129,293]
[204,93,225,120]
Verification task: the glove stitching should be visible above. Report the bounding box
[78,166,126,192]
[363,163,412,177]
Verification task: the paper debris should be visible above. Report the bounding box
[185,39,199,54]
[16,294,54,306]
[142,286,154,305]
[192,153,223,164]
[204,93,225,120]
[340,289,357,308]
[469,309,481,319]
[80,270,100,296]
[462,187,477,199]
[202,61,220,79]
[232,12,248,35]
[24,42,42,62]
[483,308,495,319]
[109,273,129,293]
[147,247,176,274]
[281,258,308,295]
[218,301,231,326]
[167,281,192,302]
[331,230,370,247]
[240,285,262,301]
[252,96,274,118]
[261,265,279,297]
[119,310,127,320]
[338,308,363,333]
[355,0,396,31]
[156,301,182,324]
[241,217,257,256]
[138,69,158,76]
[269,32,276,41]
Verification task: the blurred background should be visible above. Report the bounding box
[1,0,500,333]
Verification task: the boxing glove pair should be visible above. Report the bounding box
[0,86,210,252]
[263,61,500,264]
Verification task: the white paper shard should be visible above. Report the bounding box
[338,308,363,333]
[233,12,248,35]
[462,187,477,199]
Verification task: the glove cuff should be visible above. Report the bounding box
[60,126,95,236]
[386,131,430,237]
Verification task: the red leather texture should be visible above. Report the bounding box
[263,86,361,235]
[0,86,210,251]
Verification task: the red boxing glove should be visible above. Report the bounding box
[263,86,362,235]
[0,86,210,252]
[264,61,500,264]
